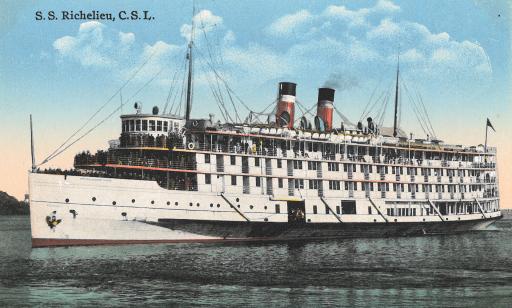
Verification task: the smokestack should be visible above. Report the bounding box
[276,82,296,129]
[316,88,335,131]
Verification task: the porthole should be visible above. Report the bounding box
[217,204,220,208]
[264,206,268,210]
[132,199,135,203]
[210,203,213,208]
[167,201,170,205]
[264,218,268,222]
[394,219,397,222]
[373,219,377,222]
[307,219,311,222]
[175,202,178,206]
[423,218,426,222]
[189,202,193,207]
[236,198,240,202]
[446,218,449,221]
[237,204,240,208]
[458,217,461,220]
[65,198,69,203]
[151,200,155,205]
[92,197,96,202]
[196,203,200,207]
[250,205,254,210]
[112,201,116,205]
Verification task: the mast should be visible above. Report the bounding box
[30,114,36,172]
[184,2,196,121]
[392,54,400,137]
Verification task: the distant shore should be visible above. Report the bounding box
[0,191,29,215]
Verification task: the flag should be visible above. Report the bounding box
[487,118,496,132]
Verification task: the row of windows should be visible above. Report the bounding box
[208,154,484,176]
[386,208,418,216]
[122,119,180,133]
[224,175,485,193]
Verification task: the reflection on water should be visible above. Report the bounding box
[1,216,512,306]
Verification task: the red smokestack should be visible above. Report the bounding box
[276,82,296,129]
[317,88,335,131]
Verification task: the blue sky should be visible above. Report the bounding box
[0,0,511,199]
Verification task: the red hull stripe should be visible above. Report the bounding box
[31,237,277,248]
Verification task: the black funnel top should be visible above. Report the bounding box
[279,82,297,96]
[318,88,335,102]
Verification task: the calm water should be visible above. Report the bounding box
[1,216,512,307]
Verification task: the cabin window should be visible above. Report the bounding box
[341,200,356,214]
[275,204,280,214]
[230,156,236,165]
[163,121,168,132]
[309,180,319,190]
[205,174,211,184]
[368,206,372,214]
[256,177,261,187]
[129,120,135,131]
[157,121,162,131]
[325,205,330,214]
[204,154,210,163]
[277,159,282,168]
[336,206,341,215]
[278,178,283,188]
[142,120,148,130]
[231,176,237,185]
[313,205,318,214]
[149,120,155,131]
[294,179,304,189]
[134,120,140,131]
[255,158,260,167]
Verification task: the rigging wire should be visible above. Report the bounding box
[40,68,165,165]
[40,50,158,165]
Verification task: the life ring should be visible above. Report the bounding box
[192,120,199,127]
[187,142,195,150]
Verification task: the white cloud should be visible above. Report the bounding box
[119,32,135,45]
[401,48,424,62]
[181,9,223,40]
[324,5,369,27]
[53,21,113,67]
[374,0,400,13]
[367,18,400,38]
[266,9,313,36]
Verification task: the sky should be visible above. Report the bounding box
[0,0,511,206]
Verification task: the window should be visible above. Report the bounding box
[341,200,356,214]
[129,120,135,131]
[293,160,303,169]
[231,176,237,185]
[256,177,261,187]
[328,162,339,171]
[368,206,372,214]
[313,205,318,214]
[156,121,162,131]
[309,180,319,190]
[294,179,304,189]
[255,158,260,167]
[163,121,168,132]
[205,174,211,184]
[149,120,155,131]
[275,204,280,214]
[204,154,210,163]
[142,120,148,131]
[329,181,340,190]
[336,206,341,215]
[277,159,282,168]
[325,205,330,214]
[231,156,236,165]
[136,120,141,131]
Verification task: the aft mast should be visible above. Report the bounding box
[392,54,400,137]
[184,2,196,121]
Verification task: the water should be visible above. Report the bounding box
[1,216,512,307]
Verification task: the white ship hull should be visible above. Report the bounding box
[29,173,502,247]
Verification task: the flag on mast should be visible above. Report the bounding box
[487,118,496,132]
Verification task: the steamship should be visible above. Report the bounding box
[29,13,501,248]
